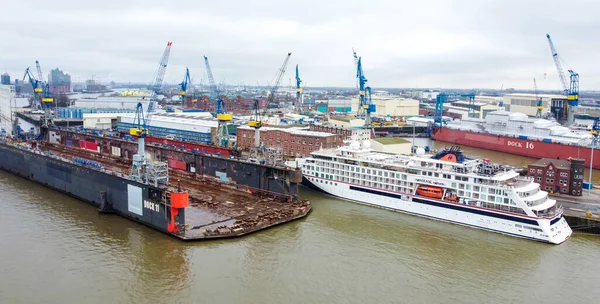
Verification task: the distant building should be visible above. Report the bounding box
[0,73,10,85]
[48,68,71,94]
[527,158,584,196]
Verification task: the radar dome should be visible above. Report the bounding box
[351,141,361,150]
[362,140,371,149]
[416,147,426,156]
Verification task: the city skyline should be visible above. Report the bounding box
[1,1,600,91]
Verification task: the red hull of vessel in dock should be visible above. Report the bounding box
[432,128,600,169]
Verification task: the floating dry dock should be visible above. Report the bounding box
[0,137,311,240]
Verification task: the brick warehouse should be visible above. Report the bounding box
[236,126,341,158]
[527,158,584,196]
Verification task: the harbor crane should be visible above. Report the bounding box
[204,56,232,147]
[129,102,169,186]
[147,42,172,114]
[179,67,191,97]
[546,33,579,122]
[249,53,292,150]
[534,78,543,118]
[354,53,376,127]
[295,64,302,113]
[128,42,173,185]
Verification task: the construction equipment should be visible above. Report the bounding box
[204,56,232,147]
[249,53,292,149]
[546,33,578,122]
[434,93,476,126]
[22,68,42,110]
[129,101,169,186]
[294,64,302,113]
[147,42,172,114]
[354,54,376,127]
[179,67,190,96]
[534,78,543,118]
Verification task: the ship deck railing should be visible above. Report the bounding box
[535,205,563,219]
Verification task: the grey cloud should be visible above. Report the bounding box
[1,0,598,90]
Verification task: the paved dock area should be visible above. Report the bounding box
[552,190,600,219]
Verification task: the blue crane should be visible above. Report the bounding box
[129,102,148,183]
[295,64,302,113]
[147,42,172,114]
[204,55,232,147]
[355,55,375,127]
[179,67,190,96]
[546,34,578,122]
[534,78,543,118]
[434,93,476,127]
[22,68,43,111]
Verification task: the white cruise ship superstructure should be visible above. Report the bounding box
[301,142,572,244]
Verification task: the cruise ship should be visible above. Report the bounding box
[300,141,572,244]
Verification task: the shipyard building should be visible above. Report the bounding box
[350,95,419,117]
[236,126,340,158]
[117,112,219,144]
[502,93,567,118]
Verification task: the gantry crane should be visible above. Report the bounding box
[249,53,291,149]
[434,93,476,127]
[534,78,543,118]
[204,56,232,147]
[546,33,578,122]
[295,64,302,113]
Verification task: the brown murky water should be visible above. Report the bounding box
[0,165,599,304]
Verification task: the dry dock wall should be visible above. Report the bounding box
[55,129,302,196]
[0,143,175,232]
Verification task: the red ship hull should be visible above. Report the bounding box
[432,128,600,169]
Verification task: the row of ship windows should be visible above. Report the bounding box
[307,167,509,197]
[308,176,525,215]
[310,172,515,205]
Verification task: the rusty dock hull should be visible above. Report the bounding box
[0,140,311,240]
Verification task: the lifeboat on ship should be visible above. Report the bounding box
[415,185,444,199]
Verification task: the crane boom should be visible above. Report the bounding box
[248,53,291,149]
[147,42,172,114]
[546,34,569,94]
[262,52,291,118]
[35,60,44,83]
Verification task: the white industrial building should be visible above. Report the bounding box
[351,96,419,117]
[117,113,219,143]
[502,93,566,117]
[369,138,412,154]
[328,116,365,128]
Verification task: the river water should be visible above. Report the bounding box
[1,165,600,303]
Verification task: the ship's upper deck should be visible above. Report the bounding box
[308,144,519,182]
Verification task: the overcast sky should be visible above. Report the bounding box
[1,0,599,90]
